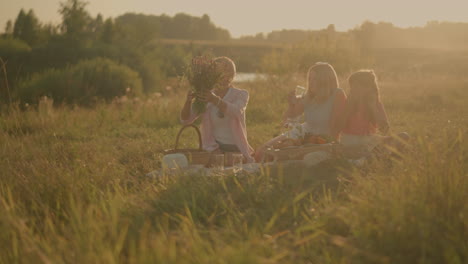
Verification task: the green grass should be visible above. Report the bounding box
[0,76,467,263]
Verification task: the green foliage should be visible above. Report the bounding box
[0,38,31,103]
[114,13,162,45]
[0,38,31,55]
[1,3,234,95]
[3,20,13,36]
[114,12,230,43]
[16,57,142,105]
[4,2,468,101]
[336,139,467,263]
[0,76,467,263]
[59,0,92,40]
[100,18,116,43]
[13,9,41,46]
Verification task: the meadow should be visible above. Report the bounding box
[0,74,467,263]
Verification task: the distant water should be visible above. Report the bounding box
[234,72,268,83]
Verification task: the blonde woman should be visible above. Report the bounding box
[255,62,347,161]
[180,57,255,163]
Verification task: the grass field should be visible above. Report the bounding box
[0,75,467,263]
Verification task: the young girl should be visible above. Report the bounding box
[337,70,409,157]
[180,56,255,163]
[255,62,347,161]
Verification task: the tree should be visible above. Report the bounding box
[91,13,104,34]
[254,33,265,40]
[13,9,26,40]
[101,18,115,44]
[353,21,376,55]
[196,14,214,39]
[13,9,40,46]
[59,0,91,39]
[114,13,160,46]
[4,20,13,37]
[171,13,192,39]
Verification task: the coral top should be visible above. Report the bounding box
[181,87,254,163]
[342,102,388,135]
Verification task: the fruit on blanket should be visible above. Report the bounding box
[277,138,301,148]
[304,134,328,144]
[316,137,327,144]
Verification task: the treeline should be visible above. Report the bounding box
[3,3,230,45]
[240,22,468,77]
[239,21,468,49]
[0,0,230,105]
[1,0,468,106]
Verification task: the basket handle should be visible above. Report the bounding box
[174,125,203,150]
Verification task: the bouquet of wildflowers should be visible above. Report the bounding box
[187,56,222,114]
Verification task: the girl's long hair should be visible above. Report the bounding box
[341,70,381,128]
[305,62,339,103]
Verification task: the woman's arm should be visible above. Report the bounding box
[218,90,249,118]
[200,89,249,119]
[180,91,200,125]
[329,89,347,139]
[282,91,304,124]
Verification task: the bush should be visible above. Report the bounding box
[0,38,32,55]
[16,57,142,105]
[0,38,32,102]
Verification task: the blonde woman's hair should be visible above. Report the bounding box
[214,56,236,84]
[306,62,339,103]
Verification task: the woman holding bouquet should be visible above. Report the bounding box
[180,56,255,163]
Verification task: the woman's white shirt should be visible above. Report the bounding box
[209,88,236,145]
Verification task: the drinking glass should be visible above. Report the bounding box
[295,85,306,98]
[213,154,225,171]
[232,154,243,175]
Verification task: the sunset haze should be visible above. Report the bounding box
[1,0,468,36]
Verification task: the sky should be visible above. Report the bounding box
[1,0,468,37]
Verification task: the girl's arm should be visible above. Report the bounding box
[372,101,390,134]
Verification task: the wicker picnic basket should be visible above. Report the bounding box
[163,125,213,167]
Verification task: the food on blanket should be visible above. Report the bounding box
[276,138,302,149]
[303,134,329,144]
[274,134,332,150]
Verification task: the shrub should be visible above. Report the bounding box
[0,38,32,102]
[16,57,142,105]
[0,38,32,55]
